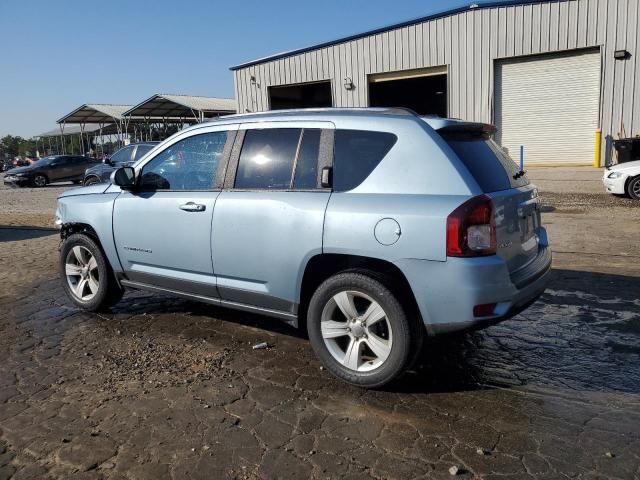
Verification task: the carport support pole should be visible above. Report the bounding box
[594,128,602,168]
[59,123,66,154]
[520,145,524,172]
[79,123,86,156]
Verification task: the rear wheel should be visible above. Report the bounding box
[32,174,47,187]
[60,234,123,311]
[626,176,640,200]
[307,272,414,388]
[83,177,99,186]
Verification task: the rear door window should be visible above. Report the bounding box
[293,129,321,189]
[235,128,301,189]
[333,130,397,192]
[441,132,529,192]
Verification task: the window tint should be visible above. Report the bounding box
[333,130,397,192]
[293,129,321,189]
[139,131,228,190]
[51,157,70,166]
[134,144,154,161]
[110,146,134,165]
[442,134,529,192]
[235,128,301,189]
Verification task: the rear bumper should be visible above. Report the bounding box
[396,245,552,335]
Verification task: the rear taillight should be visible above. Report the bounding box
[446,195,496,257]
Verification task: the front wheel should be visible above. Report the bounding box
[60,234,123,311]
[626,176,640,200]
[32,174,47,187]
[307,272,414,388]
[83,177,99,186]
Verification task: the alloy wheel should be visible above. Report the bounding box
[65,246,99,301]
[34,175,46,187]
[320,290,393,372]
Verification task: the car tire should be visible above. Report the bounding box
[60,233,124,312]
[84,177,99,186]
[32,174,47,188]
[626,176,640,200]
[307,272,414,388]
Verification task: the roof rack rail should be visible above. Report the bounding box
[217,107,420,120]
[380,107,419,116]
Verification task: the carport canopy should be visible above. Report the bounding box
[56,104,132,124]
[36,124,119,137]
[123,94,236,121]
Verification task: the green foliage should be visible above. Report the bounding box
[1,135,39,158]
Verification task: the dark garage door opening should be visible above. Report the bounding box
[369,74,447,117]
[269,81,332,110]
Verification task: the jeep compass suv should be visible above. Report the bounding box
[56,108,551,388]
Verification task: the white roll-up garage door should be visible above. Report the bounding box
[495,50,601,165]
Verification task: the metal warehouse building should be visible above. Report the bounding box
[231,0,640,166]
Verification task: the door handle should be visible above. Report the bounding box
[179,202,206,212]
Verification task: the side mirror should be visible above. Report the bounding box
[111,166,136,190]
[321,166,333,188]
[102,157,113,166]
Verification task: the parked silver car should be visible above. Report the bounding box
[55,108,551,387]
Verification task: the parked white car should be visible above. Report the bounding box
[603,160,640,200]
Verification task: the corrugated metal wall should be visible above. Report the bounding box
[234,0,639,164]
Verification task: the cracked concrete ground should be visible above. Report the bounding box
[0,169,639,479]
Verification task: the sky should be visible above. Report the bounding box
[0,0,505,138]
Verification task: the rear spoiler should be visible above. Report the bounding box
[436,122,497,140]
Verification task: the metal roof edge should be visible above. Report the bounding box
[57,104,132,123]
[123,94,236,116]
[229,0,553,71]
[56,104,89,124]
[122,94,162,117]
[158,93,235,101]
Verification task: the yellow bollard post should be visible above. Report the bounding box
[594,128,602,168]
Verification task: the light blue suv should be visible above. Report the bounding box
[56,108,551,387]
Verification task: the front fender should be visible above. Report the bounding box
[56,193,121,272]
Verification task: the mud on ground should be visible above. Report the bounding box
[0,170,639,479]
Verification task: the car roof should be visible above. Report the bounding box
[180,108,493,133]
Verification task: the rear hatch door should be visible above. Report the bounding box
[438,123,542,273]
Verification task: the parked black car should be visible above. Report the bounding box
[83,142,159,185]
[3,155,98,187]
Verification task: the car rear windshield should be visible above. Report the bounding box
[440,130,529,192]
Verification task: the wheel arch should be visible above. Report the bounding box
[60,222,100,242]
[299,253,423,327]
[625,174,640,196]
[83,175,101,186]
[61,222,123,287]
